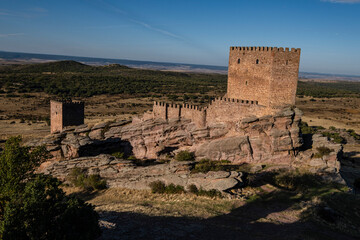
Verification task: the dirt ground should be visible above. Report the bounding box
[63,186,357,240]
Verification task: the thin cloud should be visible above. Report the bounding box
[0,33,24,37]
[129,19,184,40]
[98,0,183,41]
[322,0,360,3]
[29,7,48,13]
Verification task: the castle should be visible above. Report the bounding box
[50,46,300,132]
[50,100,84,133]
[151,46,301,127]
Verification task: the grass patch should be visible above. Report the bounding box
[149,181,185,194]
[191,159,232,173]
[67,167,107,191]
[188,184,222,198]
[313,146,334,158]
[175,150,195,161]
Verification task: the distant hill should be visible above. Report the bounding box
[0,60,130,73]
[0,50,228,74]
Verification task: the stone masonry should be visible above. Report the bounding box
[50,100,84,133]
[152,46,301,127]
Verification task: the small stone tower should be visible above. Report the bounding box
[50,100,84,133]
[227,46,301,109]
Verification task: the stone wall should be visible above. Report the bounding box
[152,101,206,128]
[50,100,63,133]
[206,97,264,125]
[50,100,84,133]
[227,47,300,108]
[181,104,206,128]
[153,102,167,119]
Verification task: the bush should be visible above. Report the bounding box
[313,146,334,158]
[188,184,199,194]
[165,183,185,194]
[272,170,321,191]
[191,159,231,173]
[197,188,222,198]
[68,168,107,191]
[0,137,101,239]
[149,181,166,194]
[175,151,195,161]
[322,132,346,144]
[149,181,184,194]
[112,151,124,159]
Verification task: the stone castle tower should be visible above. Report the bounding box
[151,46,301,127]
[227,47,301,108]
[50,100,84,133]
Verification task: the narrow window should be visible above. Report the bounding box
[245,81,248,85]
[286,60,289,65]
[237,58,240,64]
[256,59,259,64]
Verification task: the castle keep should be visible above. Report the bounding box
[50,100,84,133]
[228,47,301,108]
[152,46,301,126]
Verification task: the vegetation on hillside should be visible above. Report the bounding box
[0,61,359,100]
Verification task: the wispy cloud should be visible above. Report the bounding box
[97,0,183,41]
[0,33,24,38]
[0,8,47,18]
[129,19,184,40]
[29,7,48,13]
[322,0,360,3]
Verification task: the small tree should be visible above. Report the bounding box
[0,136,101,239]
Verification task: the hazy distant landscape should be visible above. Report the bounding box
[1,50,360,81]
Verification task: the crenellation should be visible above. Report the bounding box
[152,45,300,128]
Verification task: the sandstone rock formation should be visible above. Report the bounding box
[42,154,243,192]
[27,106,345,189]
[28,107,303,165]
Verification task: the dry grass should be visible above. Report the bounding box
[64,187,243,219]
[296,96,360,133]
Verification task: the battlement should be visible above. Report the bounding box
[51,99,84,105]
[210,97,259,105]
[153,101,206,127]
[230,46,300,53]
[152,44,301,128]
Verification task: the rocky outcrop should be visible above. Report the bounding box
[28,107,303,166]
[42,154,243,192]
[293,134,343,174]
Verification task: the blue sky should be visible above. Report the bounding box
[0,0,360,75]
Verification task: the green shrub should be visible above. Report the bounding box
[112,151,124,159]
[300,121,317,135]
[68,168,107,191]
[272,170,321,191]
[188,184,199,194]
[347,129,360,141]
[313,146,334,158]
[322,131,346,144]
[175,151,195,161]
[329,126,337,131]
[197,188,222,198]
[0,137,101,239]
[165,183,185,194]
[149,181,166,193]
[191,159,231,173]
